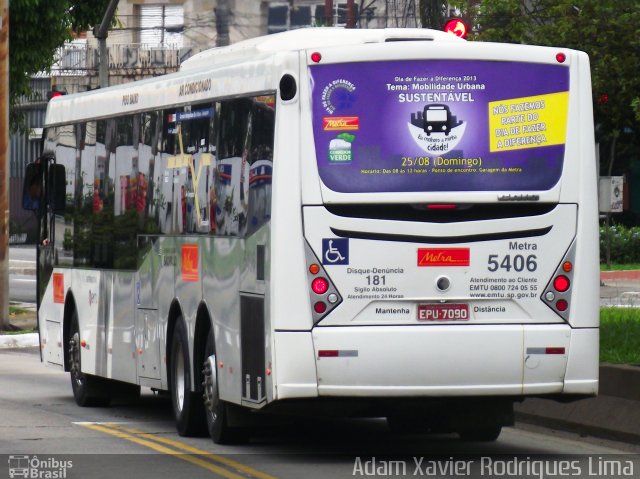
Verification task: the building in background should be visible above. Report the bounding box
[9,0,425,242]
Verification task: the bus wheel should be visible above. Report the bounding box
[203,332,250,444]
[68,311,110,407]
[170,318,205,436]
[458,425,502,442]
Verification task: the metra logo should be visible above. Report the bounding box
[417,248,470,266]
[323,116,359,131]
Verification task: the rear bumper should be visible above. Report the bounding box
[273,325,598,400]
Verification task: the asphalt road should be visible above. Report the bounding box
[0,349,638,479]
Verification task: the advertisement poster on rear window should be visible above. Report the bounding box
[309,60,569,193]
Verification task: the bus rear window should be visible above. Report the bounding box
[309,60,569,193]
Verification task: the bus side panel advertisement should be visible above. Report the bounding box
[309,60,569,193]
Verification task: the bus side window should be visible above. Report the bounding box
[245,96,275,236]
[215,99,252,237]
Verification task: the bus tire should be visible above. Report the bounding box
[458,425,502,442]
[68,310,110,407]
[170,318,206,436]
[203,331,250,444]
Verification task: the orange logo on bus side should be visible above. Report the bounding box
[53,273,65,303]
[323,116,359,131]
[181,244,199,282]
[418,248,470,267]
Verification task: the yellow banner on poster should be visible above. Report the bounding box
[488,91,568,152]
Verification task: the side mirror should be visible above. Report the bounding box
[49,164,66,215]
[22,162,43,211]
[22,161,66,214]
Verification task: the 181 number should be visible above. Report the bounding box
[487,254,537,272]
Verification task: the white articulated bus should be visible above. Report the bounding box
[24,27,599,444]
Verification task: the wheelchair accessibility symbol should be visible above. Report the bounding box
[322,238,349,265]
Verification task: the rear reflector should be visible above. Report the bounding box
[318,350,339,357]
[314,301,327,314]
[318,350,358,358]
[426,204,457,210]
[526,347,566,355]
[545,347,566,355]
[556,299,568,312]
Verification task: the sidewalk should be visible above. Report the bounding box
[516,363,640,444]
[599,269,640,307]
[0,303,38,349]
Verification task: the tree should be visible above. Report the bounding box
[419,0,448,29]
[466,0,640,178]
[9,0,113,132]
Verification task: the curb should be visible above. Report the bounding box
[8,267,37,276]
[0,332,39,349]
[601,270,640,282]
[515,364,640,444]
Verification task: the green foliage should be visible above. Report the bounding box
[600,224,640,264]
[633,97,640,123]
[468,0,640,152]
[9,0,113,131]
[419,0,448,29]
[601,263,640,272]
[600,308,640,364]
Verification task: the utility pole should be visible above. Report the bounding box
[346,0,356,28]
[94,0,119,88]
[324,0,334,26]
[216,0,230,47]
[0,0,9,330]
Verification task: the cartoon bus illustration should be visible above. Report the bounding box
[421,104,462,136]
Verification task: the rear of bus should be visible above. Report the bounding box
[282,35,598,436]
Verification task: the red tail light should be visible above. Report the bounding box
[553,275,570,292]
[312,277,329,295]
[541,244,575,319]
[305,242,342,324]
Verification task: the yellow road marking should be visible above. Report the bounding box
[110,424,277,479]
[79,423,275,479]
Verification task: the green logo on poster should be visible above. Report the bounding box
[328,133,355,163]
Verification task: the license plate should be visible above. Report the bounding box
[417,303,469,321]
